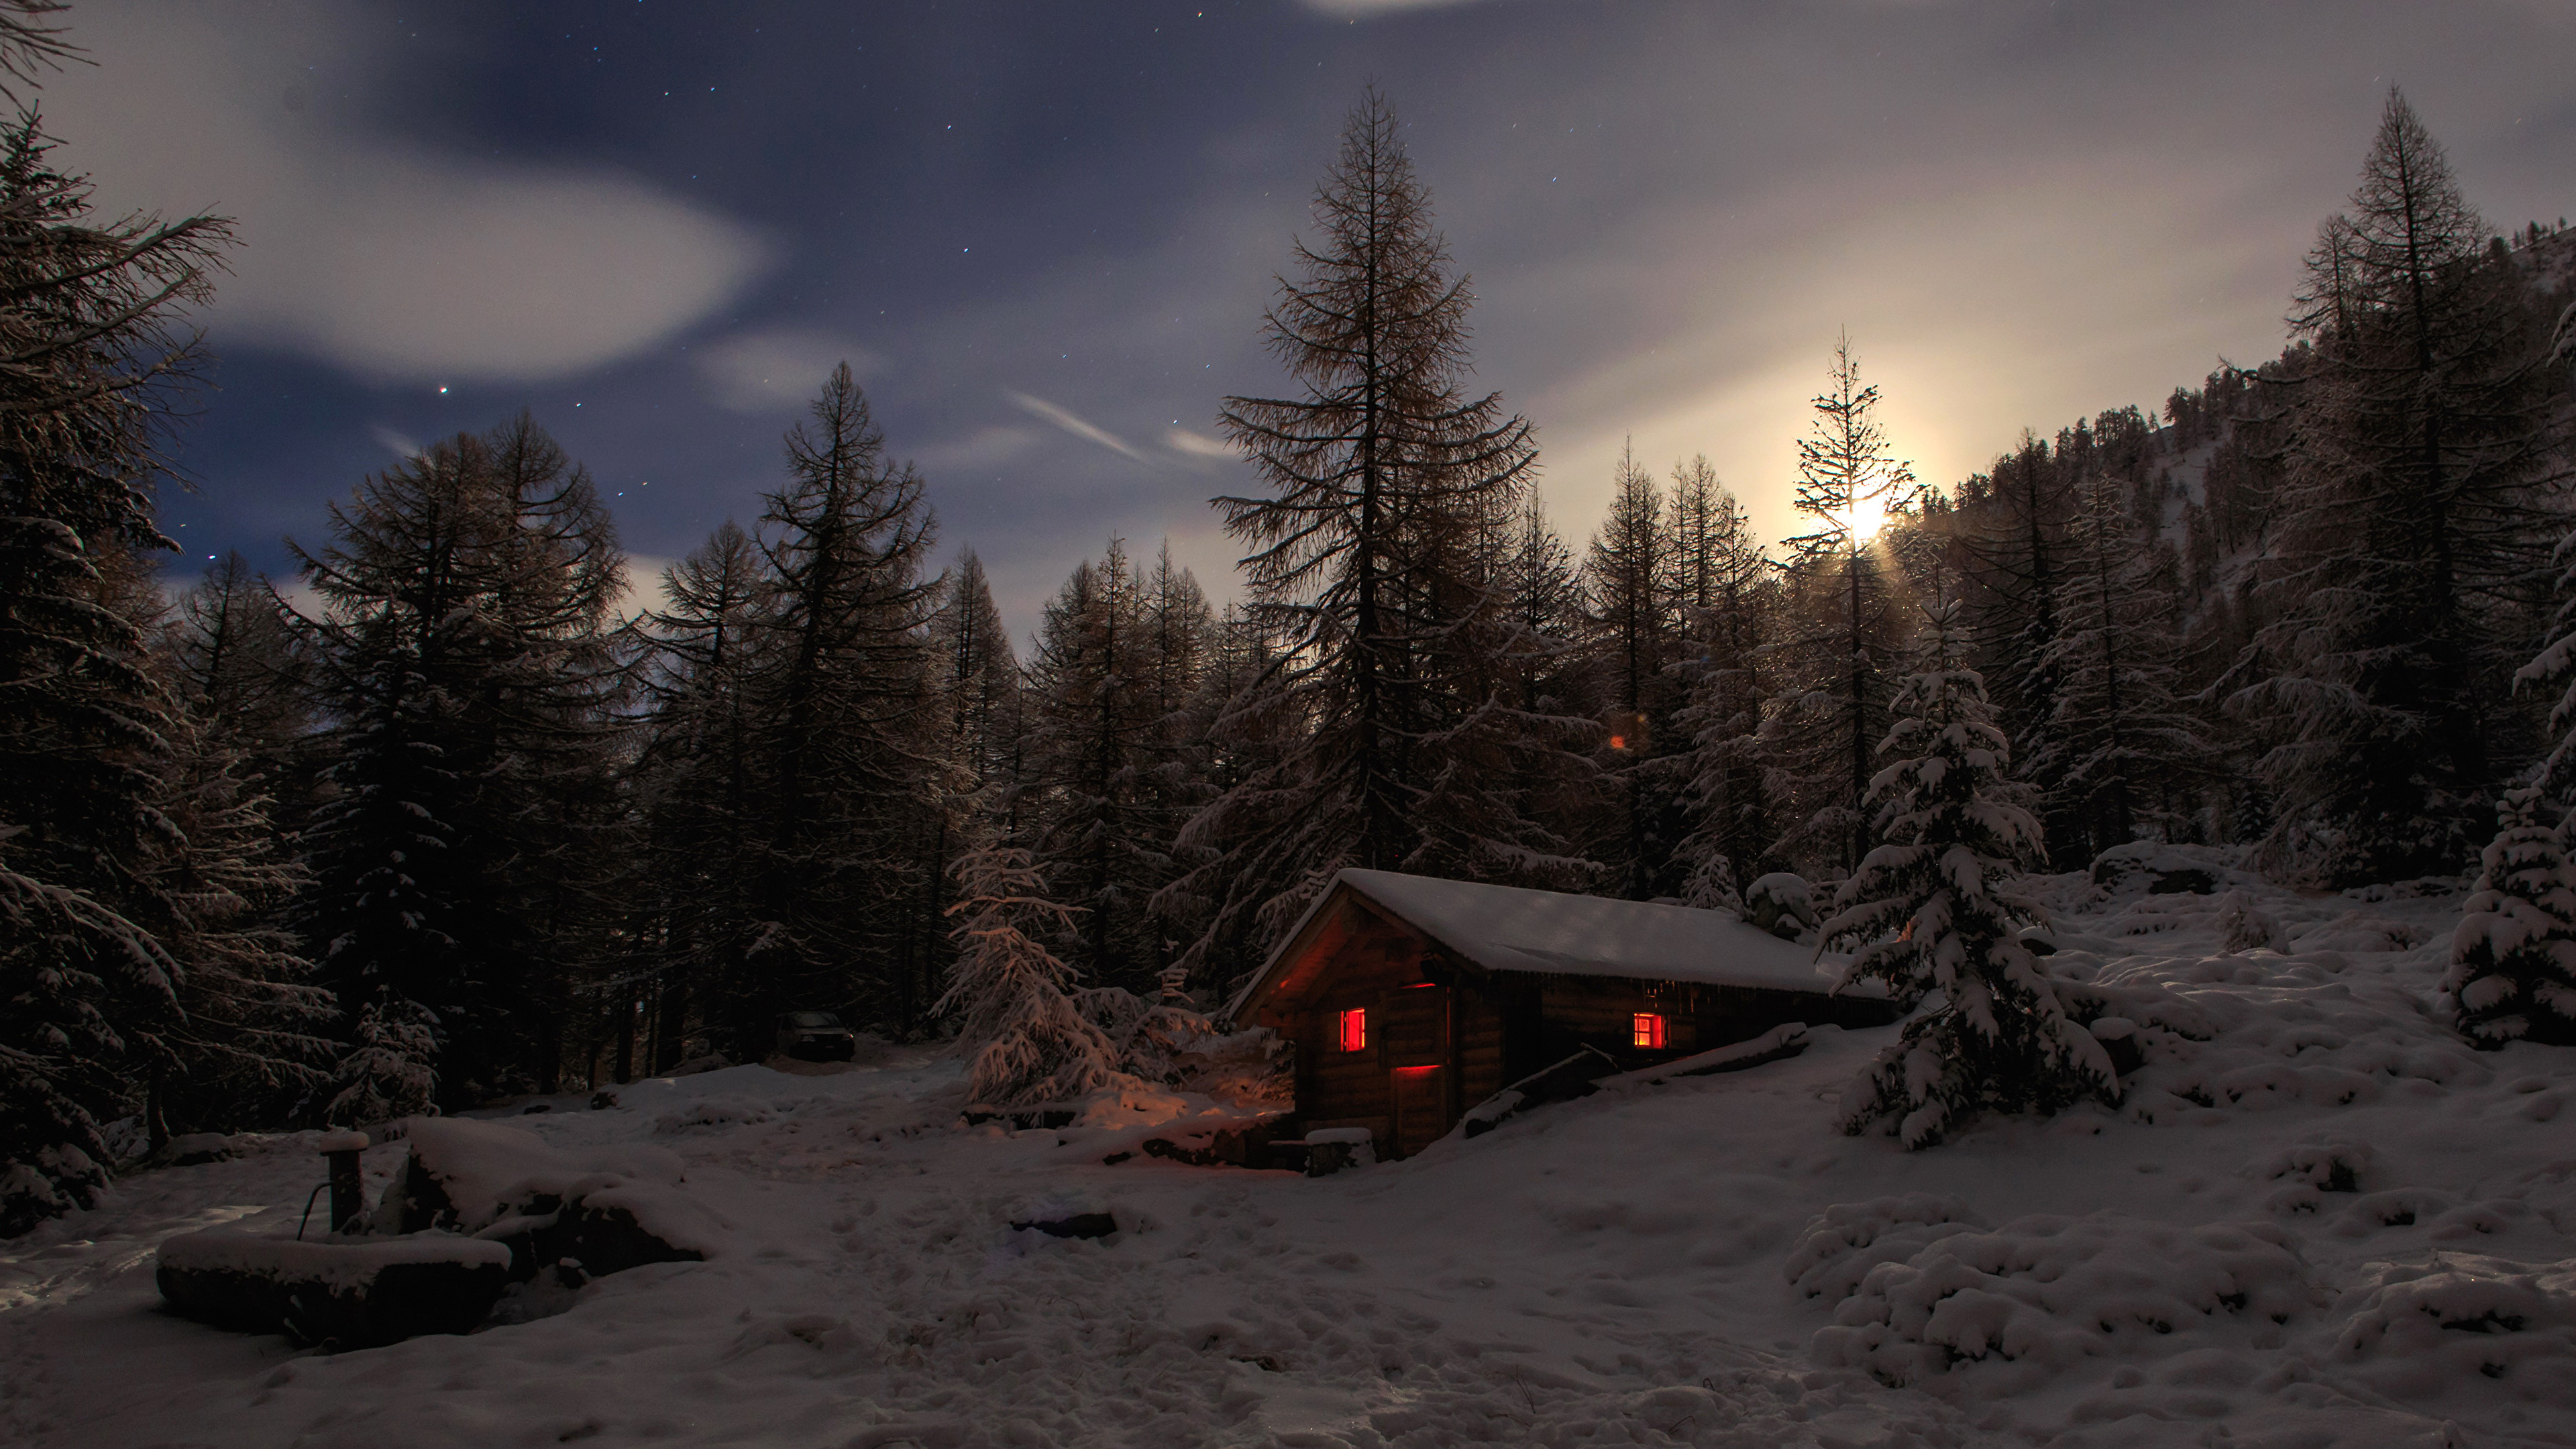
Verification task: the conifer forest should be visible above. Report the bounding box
[6,3,2575,1250]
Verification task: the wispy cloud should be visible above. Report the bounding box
[1006,391,1147,462]
[1166,427,1235,460]
[50,1,769,384]
[696,329,883,413]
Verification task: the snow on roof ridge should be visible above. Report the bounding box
[1331,867,1847,994]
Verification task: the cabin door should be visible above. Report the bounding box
[1380,984,1450,1157]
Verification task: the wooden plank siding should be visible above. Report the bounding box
[1245,884,1902,1159]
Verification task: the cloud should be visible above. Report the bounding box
[696,329,883,413]
[1006,391,1147,462]
[1167,427,1235,460]
[44,2,769,384]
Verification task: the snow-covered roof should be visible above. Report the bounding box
[1240,869,1851,1013]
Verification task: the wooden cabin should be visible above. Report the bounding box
[1230,869,1900,1159]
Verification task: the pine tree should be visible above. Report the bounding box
[2231,89,2563,883]
[292,414,627,1105]
[2445,788,2576,1047]
[0,110,231,1234]
[1826,608,2116,1148]
[1177,88,1581,979]
[936,845,1130,1108]
[1772,334,1921,872]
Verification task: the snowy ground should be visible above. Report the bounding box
[7,869,2576,1448]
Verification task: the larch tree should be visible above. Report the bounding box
[1772,334,1921,873]
[1585,441,1689,898]
[631,521,767,1077]
[738,363,944,1044]
[2033,471,2208,854]
[936,844,1130,1109]
[1175,88,1581,983]
[0,109,232,1232]
[2230,88,2564,883]
[1826,608,2116,1148]
[291,415,627,1106]
[1669,458,1776,910]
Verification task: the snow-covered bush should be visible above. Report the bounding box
[1741,872,1813,940]
[325,994,440,1128]
[1825,614,2118,1146]
[1795,1205,2318,1387]
[936,846,1134,1108]
[2216,889,2289,953]
[2334,1256,2576,1409]
[0,1143,107,1239]
[2443,787,2576,1047]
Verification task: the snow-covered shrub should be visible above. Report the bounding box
[2088,841,2234,898]
[2443,787,2576,1047]
[0,1144,106,1238]
[1679,851,1742,915]
[1825,613,2118,1147]
[325,994,440,1128]
[1797,1208,2318,1387]
[2216,889,2289,953]
[2334,1256,2576,1409]
[1742,872,1813,941]
[936,846,1134,1109]
[2253,1133,2373,1212]
[1785,1194,1986,1305]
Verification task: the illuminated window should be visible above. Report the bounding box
[1631,1012,1667,1049]
[1338,1008,1368,1053]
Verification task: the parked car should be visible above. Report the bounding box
[775,1011,858,1062]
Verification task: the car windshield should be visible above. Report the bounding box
[785,1012,843,1028]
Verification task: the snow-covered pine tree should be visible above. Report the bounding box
[936,845,1130,1109]
[2445,788,2576,1047]
[0,110,231,1234]
[2228,89,2561,884]
[1770,334,1923,874]
[324,991,439,1127]
[1827,607,2116,1148]
[1176,88,1587,983]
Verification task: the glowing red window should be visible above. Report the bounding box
[1338,1008,1368,1053]
[1631,1012,1667,1049]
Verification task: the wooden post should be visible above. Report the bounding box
[318,1130,369,1234]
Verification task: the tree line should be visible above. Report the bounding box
[6,69,2572,1230]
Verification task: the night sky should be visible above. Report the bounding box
[49,0,2576,639]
